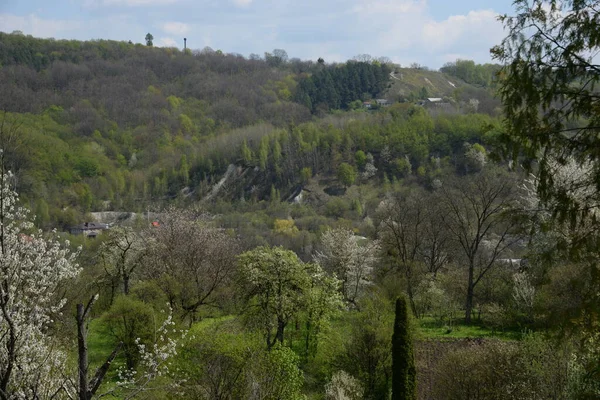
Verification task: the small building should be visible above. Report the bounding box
[70,222,109,238]
[375,99,393,107]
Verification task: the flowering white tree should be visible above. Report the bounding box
[0,172,80,399]
[314,228,379,307]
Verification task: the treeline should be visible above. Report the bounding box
[294,61,392,112]
[440,59,501,88]
[0,104,497,229]
[0,31,312,129]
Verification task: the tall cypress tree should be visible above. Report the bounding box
[392,296,416,400]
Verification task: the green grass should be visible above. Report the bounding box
[416,316,524,340]
[86,317,128,389]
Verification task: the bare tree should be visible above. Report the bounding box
[376,190,429,314]
[144,209,240,323]
[100,227,145,298]
[439,169,519,323]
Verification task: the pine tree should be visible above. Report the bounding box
[392,296,416,400]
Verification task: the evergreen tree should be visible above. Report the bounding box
[392,296,416,400]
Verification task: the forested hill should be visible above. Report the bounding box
[0,32,499,230]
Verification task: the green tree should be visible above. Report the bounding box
[145,33,153,46]
[337,162,357,187]
[102,295,156,369]
[355,150,367,169]
[392,296,416,400]
[493,3,600,390]
[492,0,600,225]
[300,166,312,184]
[238,246,337,350]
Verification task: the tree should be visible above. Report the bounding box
[76,295,122,400]
[340,294,393,399]
[337,162,357,187]
[491,0,600,226]
[440,169,518,324]
[315,228,379,307]
[144,209,239,323]
[0,172,80,399]
[238,246,339,349]
[392,296,416,400]
[493,3,600,386]
[100,227,145,298]
[377,190,429,314]
[145,33,153,47]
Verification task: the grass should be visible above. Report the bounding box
[386,68,464,98]
[86,317,128,389]
[417,316,525,341]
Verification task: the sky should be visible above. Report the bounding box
[0,0,515,69]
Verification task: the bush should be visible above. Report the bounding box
[432,337,569,400]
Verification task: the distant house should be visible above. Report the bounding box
[70,222,109,238]
[363,101,372,109]
[375,99,393,107]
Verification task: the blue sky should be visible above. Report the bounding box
[0,0,514,68]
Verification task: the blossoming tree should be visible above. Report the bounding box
[0,171,80,399]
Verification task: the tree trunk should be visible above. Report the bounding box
[405,266,418,317]
[77,303,90,400]
[276,318,285,346]
[123,272,130,296]
[465,265,475,324]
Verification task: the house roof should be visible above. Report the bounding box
[427,98,443,102]
[72,222,109,230]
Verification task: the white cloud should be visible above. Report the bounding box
[161,21,190,35]
[421,10,502,51]
[0,13,80,38]
[157,37,178,47]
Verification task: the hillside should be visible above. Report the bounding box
[386,67,465,99]
[0,32,502,230]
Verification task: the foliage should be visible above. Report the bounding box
[294,61,391,112]
[391,296,416,400]
[440,59,500,88]
[337,163,357,187]
[432,336,569,400]
[238,246,341,349]
[102,295,157,369]
[177,321,305,400]
[338,293,394,399]
[492,0,600,227]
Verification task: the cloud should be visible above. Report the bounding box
[232,0,252,7]
[350,0,425,15]
[157,37,179,47]
[421,10,502,51]
[84,0,179,7]
[0,13,80,38]
[161,21,190,35]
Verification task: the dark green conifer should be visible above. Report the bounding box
[392,296,416,400]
